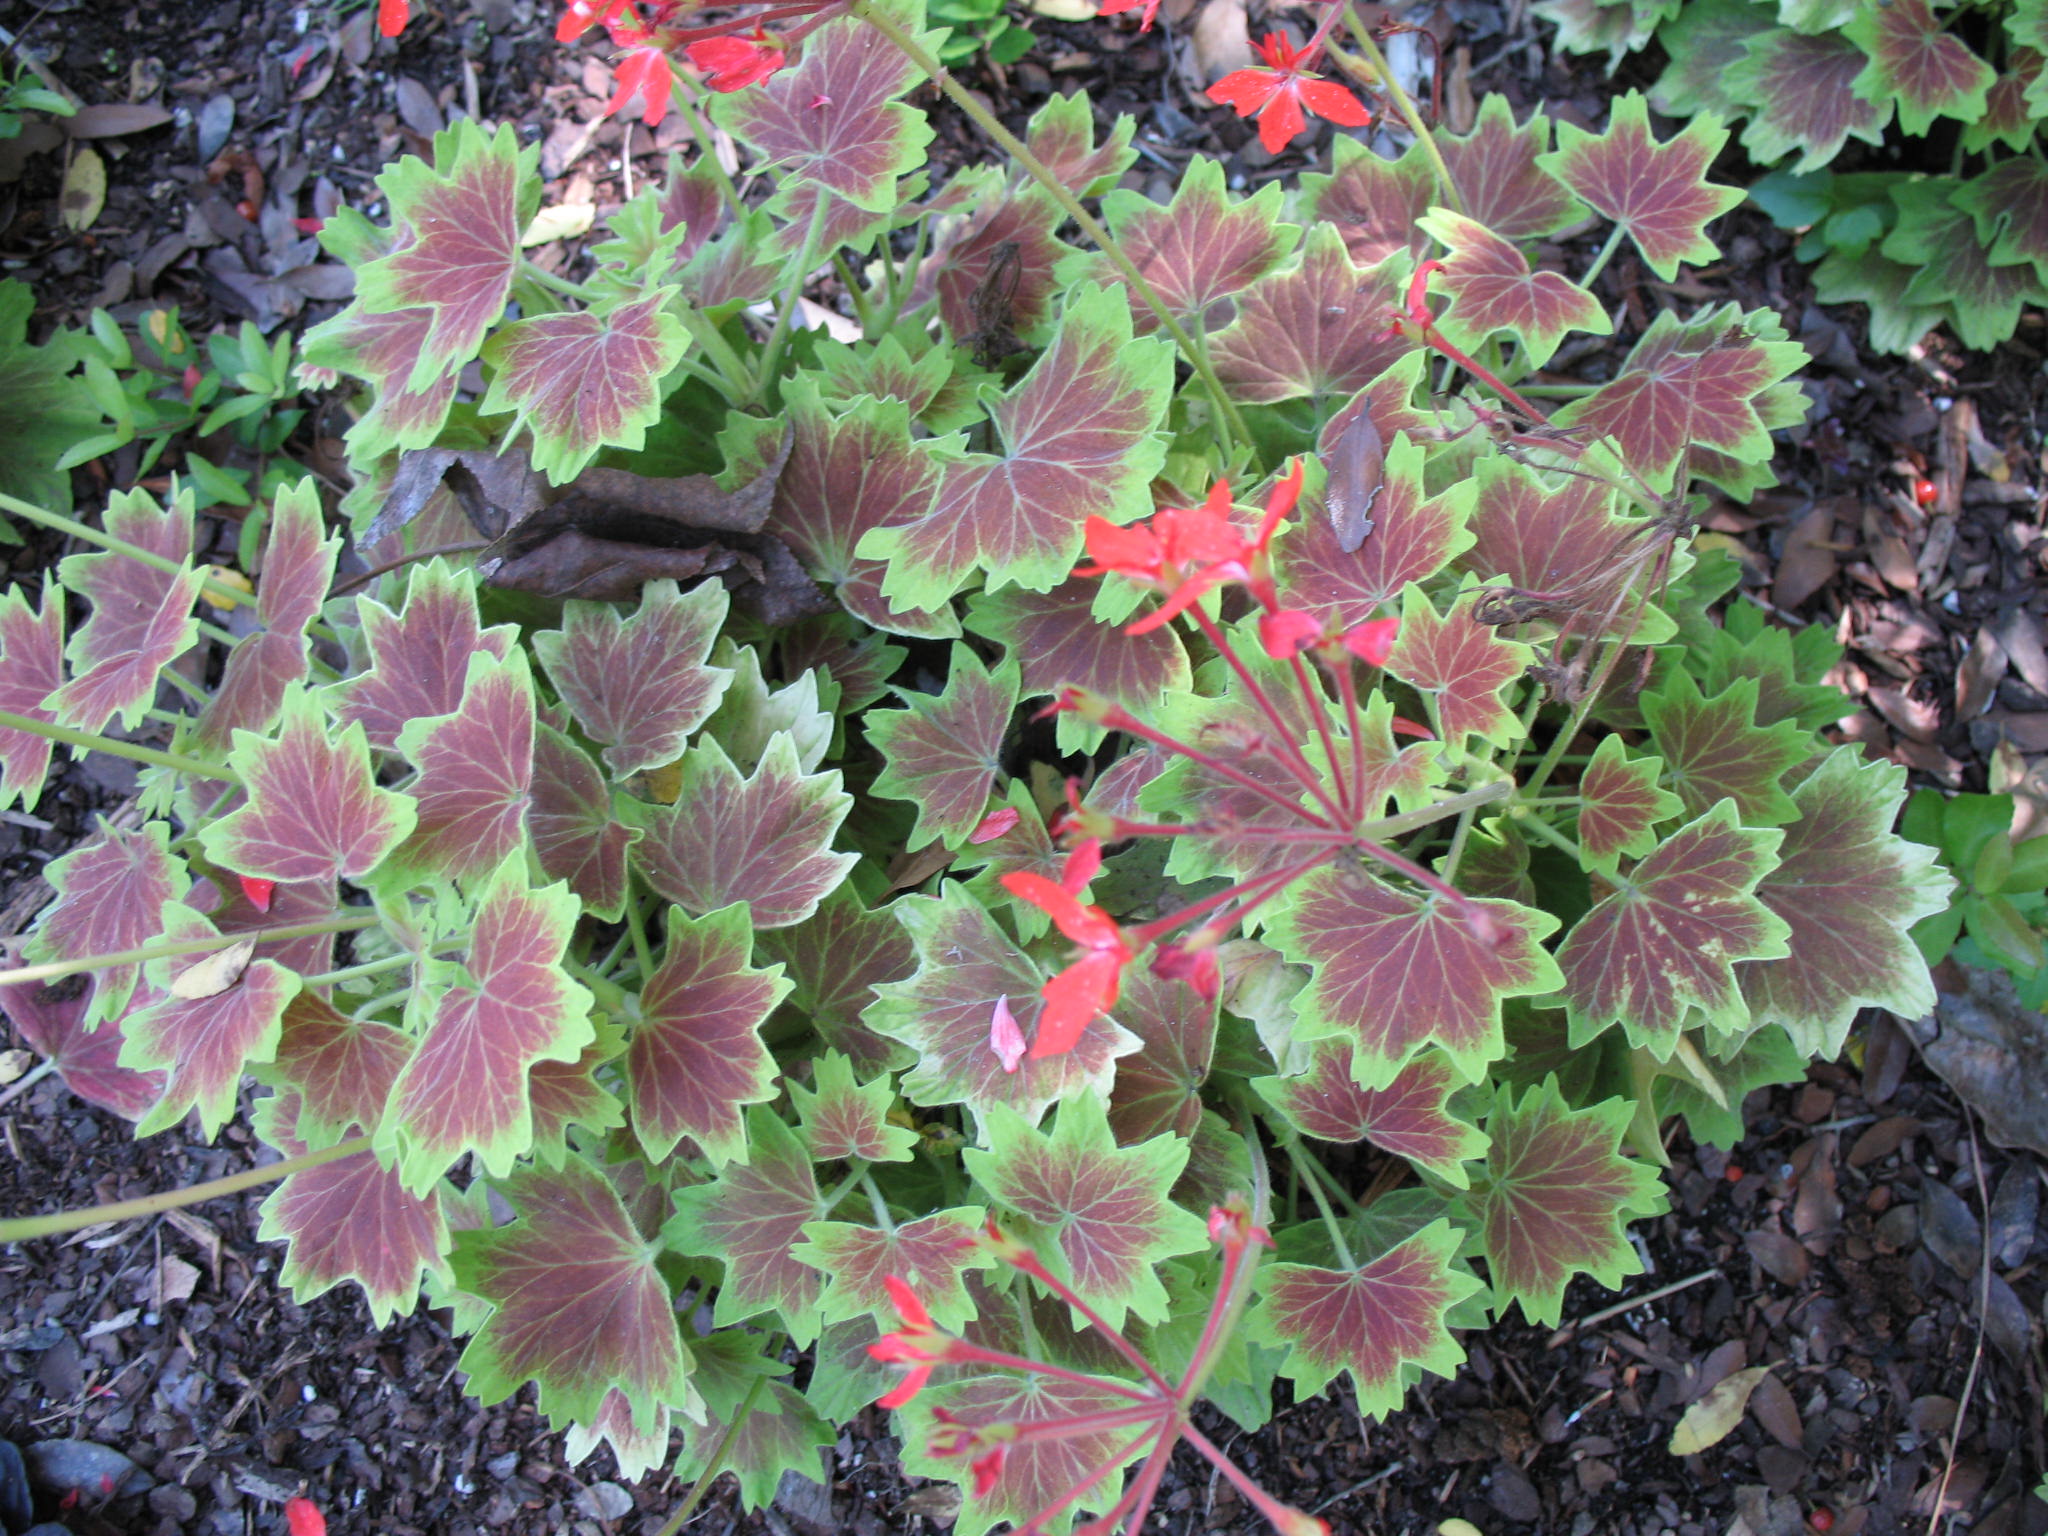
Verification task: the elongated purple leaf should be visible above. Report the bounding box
[665,1108,826,1345]
[329,559,515,753]
[388,649,535,886]
[25,820,182,1026]
[527,723,640,921]
[0,581,64,809]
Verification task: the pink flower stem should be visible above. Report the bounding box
[1182,1421,1323,1535]
[1124,854,1331,951]
[1284,648,1353,819]
[1101,712,1335,831]
[1175,1231,1261,1408]
[1000,1253,1176,1394]
[1331,654,1370,820]
[986,1401,1169,1448]
[1190,608,1348,827]
[661,2,833,42]
[1013,1424,1165,1536]
[1402,319,1551,427]
[940,1344,1154,1402]
[1350,831,1478,916]
[1074,1426,1180,1536]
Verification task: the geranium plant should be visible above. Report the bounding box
[0,2,1953,1530]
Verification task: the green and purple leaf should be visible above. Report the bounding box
[1418,209,1609,367]
[354,121,533,386]
[1106,961,1218,1145]
[1209,226,1415,405]
[1249,1219,1479,1415]
[791,1051,920,1163]
[755,888,918,1074]
[1457,1079,1666,1325]
[387,648,535,887]
[671,1335,827,1511]
[965,1094,1208,1331]
[0,582,64,809]
[200,689,417,886]
[1575,734,1684,873]
[328,559,515,753]
[1955,159,2048,287]
[1641,670,1808,825]
[933,188,1075,345]
[264,991,414,1145]
[1299,135,1435,266]
[794,1208,993,1331]
[296,300,459,460]
[1096,158,1297,333]
[1557,803,1790,1054]
[664,1107,827,1344]
[1274,433,1475,625]
[26,820,182,1026]
[859,283,1173,606]
[1440,97,1585,240]
[1252,1040,1486,1186]
[863,883,1137,1125]
[628,733,856,929]
[629,903,789,1165]
[527,724,640,922]
[1460,458,1647,640]
[452,1153,694,1435]
[526,1020,628,1168]
[1880,178,2048,351]
[868,646,1020,850]
[1022,89,1136,198]
[1727,28,1888,172]
[0,977,163,1119]
[533,577,732,778]
[1736,748,1952,1057]
[51,491,201,734]
[1844,0,1994,134]
[1267,867,1562,1090]
[1384,586,1534,751]
[1536,91,1745,281]
[380,861,595,1192]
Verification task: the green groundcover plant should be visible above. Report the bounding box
[0,1,1954,1529]
[1542,0,2048,353]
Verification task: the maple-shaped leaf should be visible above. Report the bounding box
[527,723,640,922]
[1384,586,1534,750]
[1954,159,2048,287]
[868,647,1020,851]
[810,332,953,421]
[1557,803,1790,1055]
[479,291,687,485]
[193,482,343,751]
[755,888,917,1073]
[1274,433,1475,626]
[899,1375,1147,1536]
[1879,178,2048,351]
[1249,1218,1479,1415]
[0,581,65,810]
[932,187,1077,347]
[792,1051,920,1163]
[1537,91,1745,281]
[25,821,182,1027]
[0,977,163,1119]
[1253,1040,1486,1187]
[200,872,344,983]
[1656,1022,1808,1149]
[858,284,1173,606]
[1456,1079,1666,1325]
[1736,748,1951,1057]
[715,0,935,217]
[199,689,417,886]
[665,1107,826,1344]
[1650,0,1776,120]
[263,991,414,1145]
[1418,208,1610,368]
[1299,134,1435,266]
[255,1090,451,1327]
[965,1094,1208,1331]
[532,577,731,778]
[1727,28,1888,172]
[1096,158,1298,334]
[794,1207,994,1331]
[297,297,459,460]
[1106,962,1218,1145]
[49,491,204,734]
[526,1020,628,1168]
[1575,734,1685,873]
[1552,303,1810,493]
[386,648,535,887]
[1209,227,1416,404]
[628,903,789,1165]
[1267,868,1562,1091]
[380,861,596,1193]
[1641,671,1808,826]
[452,1153,693,1435]
[1844,0,1993,134]
[1964,46,2045,154]
[700,640,836,777]
[1535,0,1673,61]
[967,576,1190,754]
[328,559,515,753]
[564,1388,672,1484]
[766,381,955,637]
[1022,89,1136,198]
[1684,601,1847,733]
[1459,458,1653,642]
[121,903,301,1138]
[628,734,856,929]
[1440,96,1585,240]
[865,883,1139,1125]
[671,1333,828,1510]
[352,120,534,387]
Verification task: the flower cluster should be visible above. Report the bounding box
[869,1204,1326,1536]
[1209,32,1372,157]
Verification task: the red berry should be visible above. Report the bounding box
[1725,1164,1745,1183]
[1809,1508,1835,1532]
[1912,477,1937,507]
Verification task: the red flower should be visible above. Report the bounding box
[1097,0,1160,29]
[686,31,787,92]
[285,1497,328,1536]
[1001,841,1133,1058]
[1258,607,1324,660]
[1208,33,1372,157]
[608,41,676,124]
[1151,940,1221,1001]
[869,1276,949,1408]
[378,0,408,37]
[238,874,277,913]
[1076,480,1251,634]
[1342,616,1399,667]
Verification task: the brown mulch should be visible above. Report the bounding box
[1,0,2044,1533]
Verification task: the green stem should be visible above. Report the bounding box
[626,889,658,982]
[0,1135,374,1242]
[1514,809,1586,864]
[0,491,254,613]
[833,254,876,335]
[1438,803,1477,886]
[520,259,600,305]
[861,1171,898,1235]
[0,709,236,783]
[671,82,749,224]
[1288,1140,1357,1268]
[654,1363,774,1536]
[1332,11,1462,216]
[0,912,381,989]
[753,193,832,410]
[677,304,758,399]
[870,213,931,337]
[847,0,1250,453]
[300,953,414,989]
[1577,224,1627,290]
[1351,780,1510,844]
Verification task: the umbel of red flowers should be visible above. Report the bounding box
[870,1200,1328,1536]
[996,459,1492,1062]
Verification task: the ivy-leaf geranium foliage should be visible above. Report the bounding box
[0,41,1958,1536]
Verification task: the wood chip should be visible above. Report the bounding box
[1749,1369,1804,1450]
[1744,1228,1811,1288]
[1772,500,1841,611]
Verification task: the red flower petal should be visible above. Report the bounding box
[1030,949,1125,1058]
[377,0,409,37]
[1259,608,1324,660]
[1298,77,1373,127]
[1343,616,1400,667]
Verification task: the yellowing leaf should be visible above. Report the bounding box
[1669,1364,1772,1455]
[520,201,595,248]
[201,565,254,612]
[169,937,257,1001]
[1439,1522,1487,1536]
[61,147,107,232]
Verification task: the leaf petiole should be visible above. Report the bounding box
[0,709,237,783]
[0,910,381,988]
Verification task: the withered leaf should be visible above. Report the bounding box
[1321,394,1386,555]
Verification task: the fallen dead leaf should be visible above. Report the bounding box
[520,201,595,247]
[1747,1370,1803,1451]
[1670,1365,1774,1456]
[1956,625,2009,720]
[59,147,106,232]
[63,102,174,138]
[1771,500,1841,611]
[168,937,256,1000]
[1188,0,1252,85]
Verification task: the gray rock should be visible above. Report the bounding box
[22,1438,153,1500]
